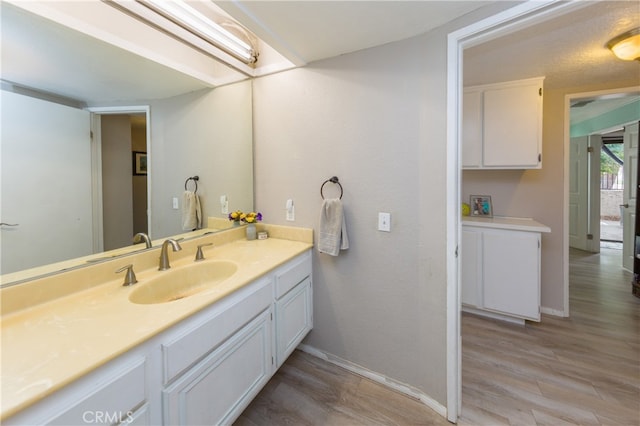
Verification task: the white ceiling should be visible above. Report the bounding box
[1,0,638,119]
[215,1,493,65]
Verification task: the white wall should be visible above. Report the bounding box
[148,81,254,239]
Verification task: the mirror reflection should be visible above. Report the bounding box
[0,2,254,285]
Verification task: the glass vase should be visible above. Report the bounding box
[246,223,257,240]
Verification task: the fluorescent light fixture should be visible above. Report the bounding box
[141,0,258,64]
[607,28,640,61]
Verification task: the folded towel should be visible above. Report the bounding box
[318,198,349,256]
[182,190,202,231]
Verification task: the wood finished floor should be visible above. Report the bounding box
[237,247,639,425]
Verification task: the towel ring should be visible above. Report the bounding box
[320,176,343,200]
[184,176,199,193]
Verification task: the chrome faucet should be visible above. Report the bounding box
[159,238,182,270]
[133,232,152,248]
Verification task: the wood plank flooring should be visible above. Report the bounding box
[237,247,639,425]
[460,247,639,425]
[234,350,450,425]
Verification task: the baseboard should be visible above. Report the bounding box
[541,306,567,317]
[461,305,525,325]
[297,344,447,419]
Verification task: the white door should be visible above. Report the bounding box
[569,135,601,252]
[622,122,639,271]
[569,136,589,250]
[1,91,92,274]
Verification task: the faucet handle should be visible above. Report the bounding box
[195,243,213,261]
[116,264,138,286]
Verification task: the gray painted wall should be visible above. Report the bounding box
[251,4,515,404]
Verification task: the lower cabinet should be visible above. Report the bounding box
[163,309,273,425]
[462,226,542,322]
[7,250,313,426]
[275,277,313,367]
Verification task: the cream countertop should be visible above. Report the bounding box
[0,224,313,420]
[462,216,551,233]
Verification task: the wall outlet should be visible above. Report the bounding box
[378,212,391,232]
[172,197,179,210]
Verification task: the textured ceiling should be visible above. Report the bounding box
[464,1,640,90]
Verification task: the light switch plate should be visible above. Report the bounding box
[378,212,391,232]
[172,197,179,210]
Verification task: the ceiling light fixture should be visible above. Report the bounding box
[606,28,640,61]
[140,0,258,65]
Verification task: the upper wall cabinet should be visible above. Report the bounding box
[463,77,544,169]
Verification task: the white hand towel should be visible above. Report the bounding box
[182,190,202,231]
[318,198,349,256]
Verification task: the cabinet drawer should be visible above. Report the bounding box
[275,251,311,299]
[6,357,147,426]
[162,277,272,383]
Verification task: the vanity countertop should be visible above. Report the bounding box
[0,225,313,420]
[462,216,551,233]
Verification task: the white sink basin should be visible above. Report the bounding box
[129,260,237,304]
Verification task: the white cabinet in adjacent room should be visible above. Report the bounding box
[481,229,541,320]
[461,217,550,323]
[462,77,544,170]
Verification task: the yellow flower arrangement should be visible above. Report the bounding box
[228,210,262,224]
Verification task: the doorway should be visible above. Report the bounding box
[89,106,151,253]
[568,92,639,272]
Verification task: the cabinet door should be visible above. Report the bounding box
[482,230,540,320]
[462,89,483,168]
[276,277,313,367]
[483,81,542,168]
[461,228,482,307]
[163,309,272,426]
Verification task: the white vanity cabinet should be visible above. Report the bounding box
[463,77,544,169]
[161,276,274,426]
[274,250,313,367]
[5,248,313,426]
[461,218,550,323]
[163,309,273,425]
[4,354,149,426]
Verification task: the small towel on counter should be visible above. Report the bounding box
[318,198,349,256]
[182,190,202,231]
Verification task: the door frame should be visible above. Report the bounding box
[87,105,151,252]
[445,1,590,421]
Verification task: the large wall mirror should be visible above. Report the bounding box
[0,2,254,285]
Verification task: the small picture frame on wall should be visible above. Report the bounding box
[133,151,147,175]
[470,195,493,218]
